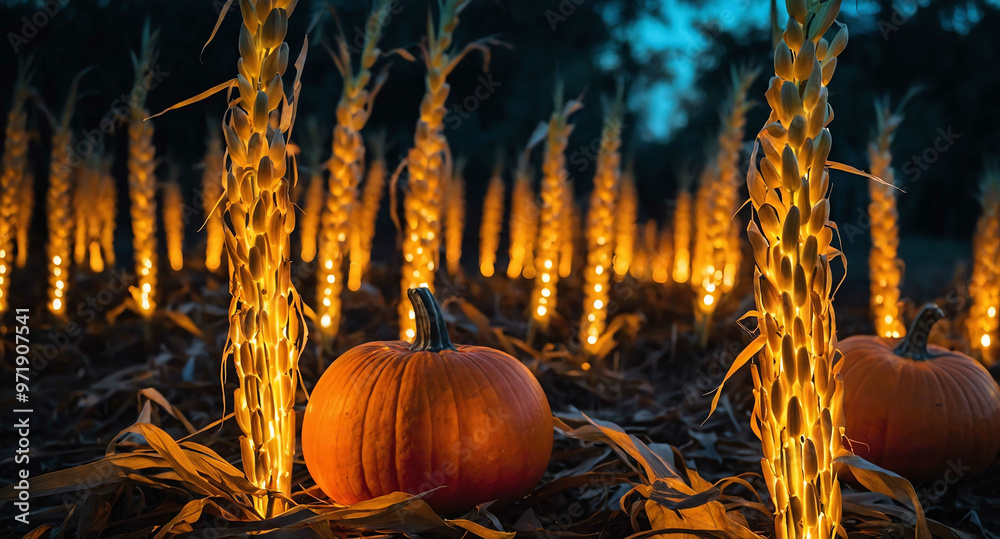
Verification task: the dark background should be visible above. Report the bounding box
[2,0,999,302]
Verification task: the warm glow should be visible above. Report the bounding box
[867,100,907,340]
[163,181,184,271]
[445,166,466,276]
[348,150,386,291]
[967,165,999,366]
[734,5,848,538]
[399,3,470,339]
[578,101,622,356]
[703,295,714,306]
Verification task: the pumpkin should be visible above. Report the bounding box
[302,287,553,515]
[841,303,1000,482]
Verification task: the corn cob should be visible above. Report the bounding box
[479,156,505,277]
[580,99,623,353]
[163,179,184,271]
[445,160,465,276]
[347,135,386,291]
[739,2,848,537]
[399,0,486,339]
[507,148,537,279]
[531,87,581,327]
[867,98,906,338]
[612,163,636,280]
[0,63,31,314]
[202,125,225,271]
[127,26,159,314]
[220,0,306,516]
[318,0,390,338]
[968,164,999,365]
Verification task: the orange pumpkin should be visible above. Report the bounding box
[302,287,553,515]
[841,303,1000,482]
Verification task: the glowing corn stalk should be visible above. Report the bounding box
[507,149,538,279]
[46,81,82,317]
[347,137,386,291]
[612,164,636,280]
[0,63,31,314]
[530,87,582,327]
[692,69,757,318]
[721,218,741,292]
[98,158,116,269]
[968,164,999,365]
[734,3,849,537]
[317,0,390,338]
[559,186,578,279]
[297,120,324,264]
[479,158,505,277]
[15,171,34,269]
[651,222,672,284]
[220,0,306,515]
[671,176,692,283]
[445,161,466,276]
[127,26,159,314]
[72,157,112,272]
[298,163,323,263]
[399,0,487,339]
[867,98,906,338]
[580,99,623,353]
[202,126,225,271]
[631,218,656,282]
[163,180,184,271]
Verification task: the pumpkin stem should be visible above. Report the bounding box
[893,303,945,360]
[407,288,456,352]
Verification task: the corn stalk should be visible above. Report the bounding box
[692,68,757,324]
[163,179,185,271]
[530,87,582,328]
[580,96,623,354]
[968,164,999,365]
[316,0,390,338]
[127,26,160,314]
[399,0,490,339]
[732,2,849,537]
[867,98,906,339]
[507,148,537,279]
[347,135,386,291]
[220,0,307,516]
[444,160,465,276]
[612,163,636,280]
[202,125,225,271]
[478,156,504,277]
[46,75,84,317]
[0,63,31,314]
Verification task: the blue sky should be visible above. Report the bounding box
[613,0,898,140]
